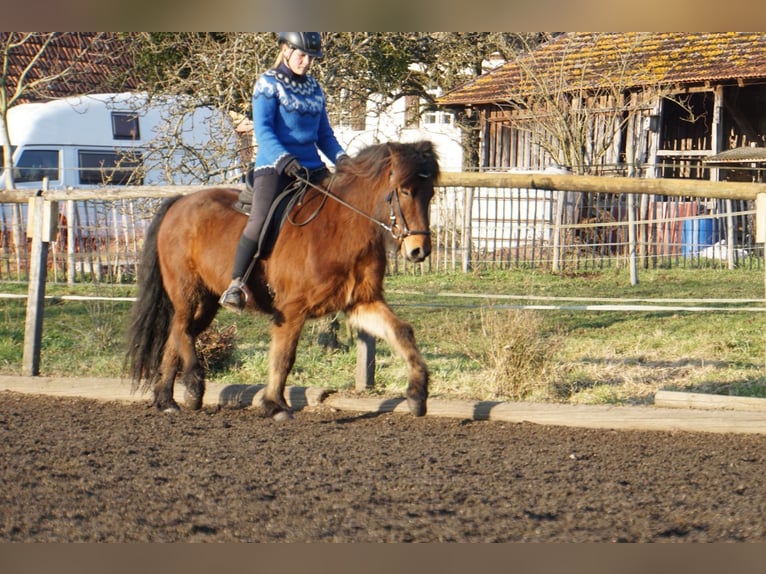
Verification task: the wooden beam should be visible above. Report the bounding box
[655,390,766,412]
[439,171,764,201]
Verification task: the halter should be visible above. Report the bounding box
[291,172,431,241]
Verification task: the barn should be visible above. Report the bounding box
[436,32,766,181]
[436,33,766,265]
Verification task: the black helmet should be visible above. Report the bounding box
[278,32,323,58]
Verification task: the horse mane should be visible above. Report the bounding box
[335,140,440,191]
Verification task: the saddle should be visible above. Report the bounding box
[233,166,328,260]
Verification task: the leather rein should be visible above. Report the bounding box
[289,171,431,241]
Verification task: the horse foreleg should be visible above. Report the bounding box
[261,313,306,420]
[348,301,429,416]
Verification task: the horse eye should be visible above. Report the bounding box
[400,189,412,198]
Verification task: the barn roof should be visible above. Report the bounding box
[1,32,138,104]
[437,32,766,107]
[705,146,766,165]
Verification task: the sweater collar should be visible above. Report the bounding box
[276,62,308,84]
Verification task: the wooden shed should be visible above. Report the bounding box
[437,32,766,182]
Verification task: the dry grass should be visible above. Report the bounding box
[458,308,559,401]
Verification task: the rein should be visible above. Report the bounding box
[291,172,431,241]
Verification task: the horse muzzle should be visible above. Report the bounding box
[401,233,431,263]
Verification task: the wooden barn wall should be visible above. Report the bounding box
[479,92,655,175]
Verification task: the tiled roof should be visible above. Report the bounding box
[2,32,138,104]
[438,32,766,106]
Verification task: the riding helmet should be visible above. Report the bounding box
[278,32,323,58]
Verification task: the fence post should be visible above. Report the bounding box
[461,187,474,272]
[552,190,565,272]
[628,193,638,285]
[22,193,54,376]
[756,193,766,300]
[355,330,376,391]
[66,199,76,284]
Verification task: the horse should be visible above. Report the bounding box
[125,140,440,420]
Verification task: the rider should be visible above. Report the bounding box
[219,32,348,311]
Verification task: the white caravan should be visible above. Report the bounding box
[0,92,244,191]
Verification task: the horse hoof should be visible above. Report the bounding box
[184,394,203,411]
[273,410,294,422]
[154,399,180,413]
[407,397,427,417]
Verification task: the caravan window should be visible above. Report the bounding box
[14,149,59,183]
[112,112,140,140]
[78,150,144,185]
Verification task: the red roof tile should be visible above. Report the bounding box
[1,32,138,104]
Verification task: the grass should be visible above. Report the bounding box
[1,266,765,406]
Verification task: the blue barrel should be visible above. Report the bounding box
[681,218,719,257]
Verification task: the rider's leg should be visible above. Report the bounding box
[219,170,282,311]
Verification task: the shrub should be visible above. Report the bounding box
[472,308,557,401]
[195,322,238,373]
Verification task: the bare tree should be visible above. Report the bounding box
[486,33,660,176]
[124,33,551,173]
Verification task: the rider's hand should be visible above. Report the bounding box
[336,154,350,166]
[284,158,304,178]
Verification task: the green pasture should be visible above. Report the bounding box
[1,266,765,405]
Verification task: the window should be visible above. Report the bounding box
[78,150,143,185]
[335,89,368,131]
[112,112,140,140]
[14,149,59,182]
[423,111,454,127]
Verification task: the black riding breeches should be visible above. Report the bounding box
[242,169,288,243]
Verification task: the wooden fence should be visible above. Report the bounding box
[2,174,764,284]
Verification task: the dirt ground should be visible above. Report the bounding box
[2,390,766,542]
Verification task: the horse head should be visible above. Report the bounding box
[386,141,440,263]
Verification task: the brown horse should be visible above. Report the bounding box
[125,140,439,419]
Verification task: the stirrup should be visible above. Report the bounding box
[219,278,249,311]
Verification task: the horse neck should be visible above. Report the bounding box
[332,172,391,221]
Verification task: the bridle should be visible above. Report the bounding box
[384,186,431,240]
[289,172,432,241]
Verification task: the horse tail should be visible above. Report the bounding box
[124,196,182,394]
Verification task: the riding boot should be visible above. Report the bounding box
[219,236,259,311]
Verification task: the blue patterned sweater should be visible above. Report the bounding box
[252,63,345,173]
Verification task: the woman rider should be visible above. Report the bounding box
[219,32,348,311]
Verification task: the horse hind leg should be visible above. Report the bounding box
[155,307,210,412]
[348,301,429,416]
[180,296,221,410]
[154,337,181,412]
